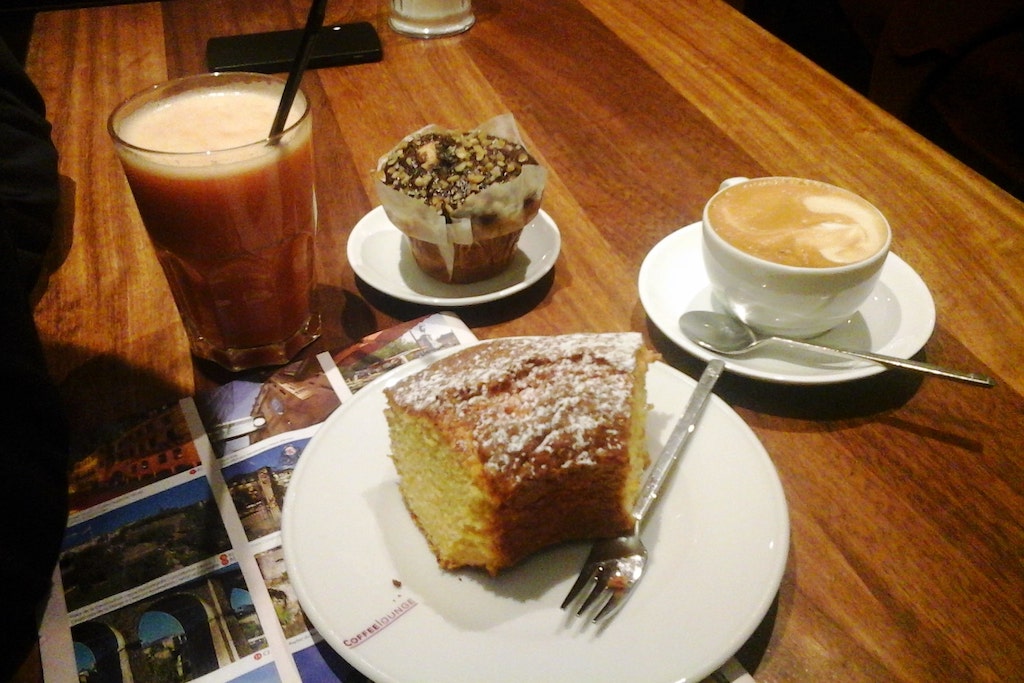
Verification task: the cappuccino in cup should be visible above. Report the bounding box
[701,177,892,338]
[706,177,889,268]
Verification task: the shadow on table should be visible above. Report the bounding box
[46,343,191,452]
[354,267,556,329]
[735,592,780,677]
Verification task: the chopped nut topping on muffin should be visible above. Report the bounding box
[376,131,536,218]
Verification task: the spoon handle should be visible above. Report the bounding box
[775,337,995,387]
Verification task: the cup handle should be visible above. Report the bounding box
[719,177,749,191]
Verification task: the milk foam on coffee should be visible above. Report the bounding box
[118,85,303,162]
[707,178,888,268]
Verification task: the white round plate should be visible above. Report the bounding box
[282,346,790,683]
[346,206,561,306]
[639,223,936,384]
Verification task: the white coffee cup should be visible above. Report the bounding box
[701,176,892,338]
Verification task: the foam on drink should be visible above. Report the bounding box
[117,84,302,159]
[707,178,889,268]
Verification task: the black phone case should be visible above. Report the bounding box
[206,22,383,74]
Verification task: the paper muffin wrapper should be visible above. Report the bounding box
[408,229,525,284]
[374,113,548,280]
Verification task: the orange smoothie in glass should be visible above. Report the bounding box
[109,72,319,371]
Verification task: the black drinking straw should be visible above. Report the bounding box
[269,0,328,139]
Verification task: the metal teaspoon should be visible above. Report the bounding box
[679,310,995,387]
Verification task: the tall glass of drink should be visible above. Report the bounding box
[109,72,320,371]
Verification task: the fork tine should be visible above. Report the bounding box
[591,587,626,623]
[560,566,597,609]
[575,565,612,615]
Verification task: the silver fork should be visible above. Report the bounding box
[561,359,726,622]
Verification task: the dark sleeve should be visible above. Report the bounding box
[0,35,61,286]
[0,37,70,680]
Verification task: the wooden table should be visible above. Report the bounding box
[22,0,1024,680]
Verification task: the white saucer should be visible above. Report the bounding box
[638,223,936,384]
[282,348,789,683]
[347,206,561,306]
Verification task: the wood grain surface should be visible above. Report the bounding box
[22,0,1024,680]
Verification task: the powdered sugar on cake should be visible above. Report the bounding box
[388,333,642,487]
[384,332,651,573]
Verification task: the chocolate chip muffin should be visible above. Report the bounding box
[373,116,547,284]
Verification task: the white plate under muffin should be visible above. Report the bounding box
[347,207,561,306]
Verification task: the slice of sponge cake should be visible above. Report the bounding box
[383,333,654,575]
